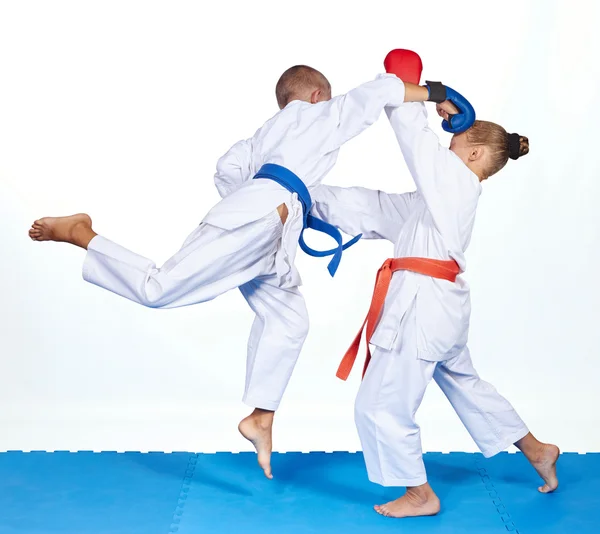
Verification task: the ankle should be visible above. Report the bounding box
[71,223,96,249]
[406,484,435,505]
[250,408,274,426]
[515,433,545,457]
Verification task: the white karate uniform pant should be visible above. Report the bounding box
[355,302,529,487]
[82,210,309,411]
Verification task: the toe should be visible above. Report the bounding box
[539,481,557,494]
[259,458,273,480]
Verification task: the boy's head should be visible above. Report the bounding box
[275,65,332,109]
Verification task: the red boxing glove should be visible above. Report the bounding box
[383,49,423,85]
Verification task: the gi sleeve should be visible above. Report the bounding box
[322,74,406,153]
[385,103,480,248]
[214,138,253,198]
[311,184,416,243]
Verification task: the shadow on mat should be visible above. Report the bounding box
[271,454,384,505]
[422,459,479,501]
[129,453,253,497]
[271,454,484,505]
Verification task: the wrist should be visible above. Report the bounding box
[424,81,447,104]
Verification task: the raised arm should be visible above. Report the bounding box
[214,138,253,198]
[324,75,431,153]
[311,184,416,243]
[385,103,480,246]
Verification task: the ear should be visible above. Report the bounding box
[469,146,485,162]
[310,88,322,104]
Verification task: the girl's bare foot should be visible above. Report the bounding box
[374,483,440,518]
[529,443,560,493]
[238,408,274,480]
[29,214,96,249]
[515,432,560,493]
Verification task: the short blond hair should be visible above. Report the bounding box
[275,65,331,109]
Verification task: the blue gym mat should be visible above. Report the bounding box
[0,451,595,533]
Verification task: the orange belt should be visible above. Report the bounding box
[336,257,460,381]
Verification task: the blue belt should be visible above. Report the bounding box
[253,163,362,277]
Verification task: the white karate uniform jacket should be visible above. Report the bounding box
[313,102,482,361]
[206,74,406,288]
[312,103,527,486]
[81,74,407,412]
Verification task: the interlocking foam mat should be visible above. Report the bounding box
[0,451,596,533]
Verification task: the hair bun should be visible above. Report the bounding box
[518,135,529,158]
[508,133,529,160]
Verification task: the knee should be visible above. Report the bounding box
[290,302,310,342]
[355,391,416,430]
[298,311,310,341]
[138,289,168,309]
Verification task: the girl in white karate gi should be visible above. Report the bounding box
[312,101,559,518]
[28,66,442,479]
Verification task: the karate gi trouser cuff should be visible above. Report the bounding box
[479,426,530,458]
[368,472,428,488]
[242,395,280,412]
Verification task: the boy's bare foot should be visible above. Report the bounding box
[238,408,274,479]
[29,214,96,249]
[374,483,440,518]
[515,432,560,493]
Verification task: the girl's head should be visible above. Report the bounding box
[449,120,529,181]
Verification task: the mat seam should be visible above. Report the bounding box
[475,454,520,533]
[168,452,198,533]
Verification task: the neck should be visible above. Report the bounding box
[466,161,486,182]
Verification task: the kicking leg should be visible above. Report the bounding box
[29,214,96,249]
[31,210,283,308]
[434,348,559,493]
[238,276,309,479]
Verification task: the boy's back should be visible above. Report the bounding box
[204,74,406,234]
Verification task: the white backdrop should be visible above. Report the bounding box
[1,0,599,454]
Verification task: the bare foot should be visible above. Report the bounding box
[515,433,560,493]
[530,443,560,493]
[29,214,95,249]
[374,483,440,518]
[238,408,274,479]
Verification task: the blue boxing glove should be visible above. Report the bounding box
[424,81,475,134]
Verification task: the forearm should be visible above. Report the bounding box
[312,185,411,242]
[403,82,430,103]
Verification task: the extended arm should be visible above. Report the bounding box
[385,103,479,244]
[311,184,416,242]
[324,75,431,152]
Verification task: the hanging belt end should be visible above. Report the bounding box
[327,255,341,277]
[335,369,350,381]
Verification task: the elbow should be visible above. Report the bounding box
[138,293,165,309]
[138,281,172,309]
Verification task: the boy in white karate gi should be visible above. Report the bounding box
[311,51,559,518]
[29,65,444,479]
